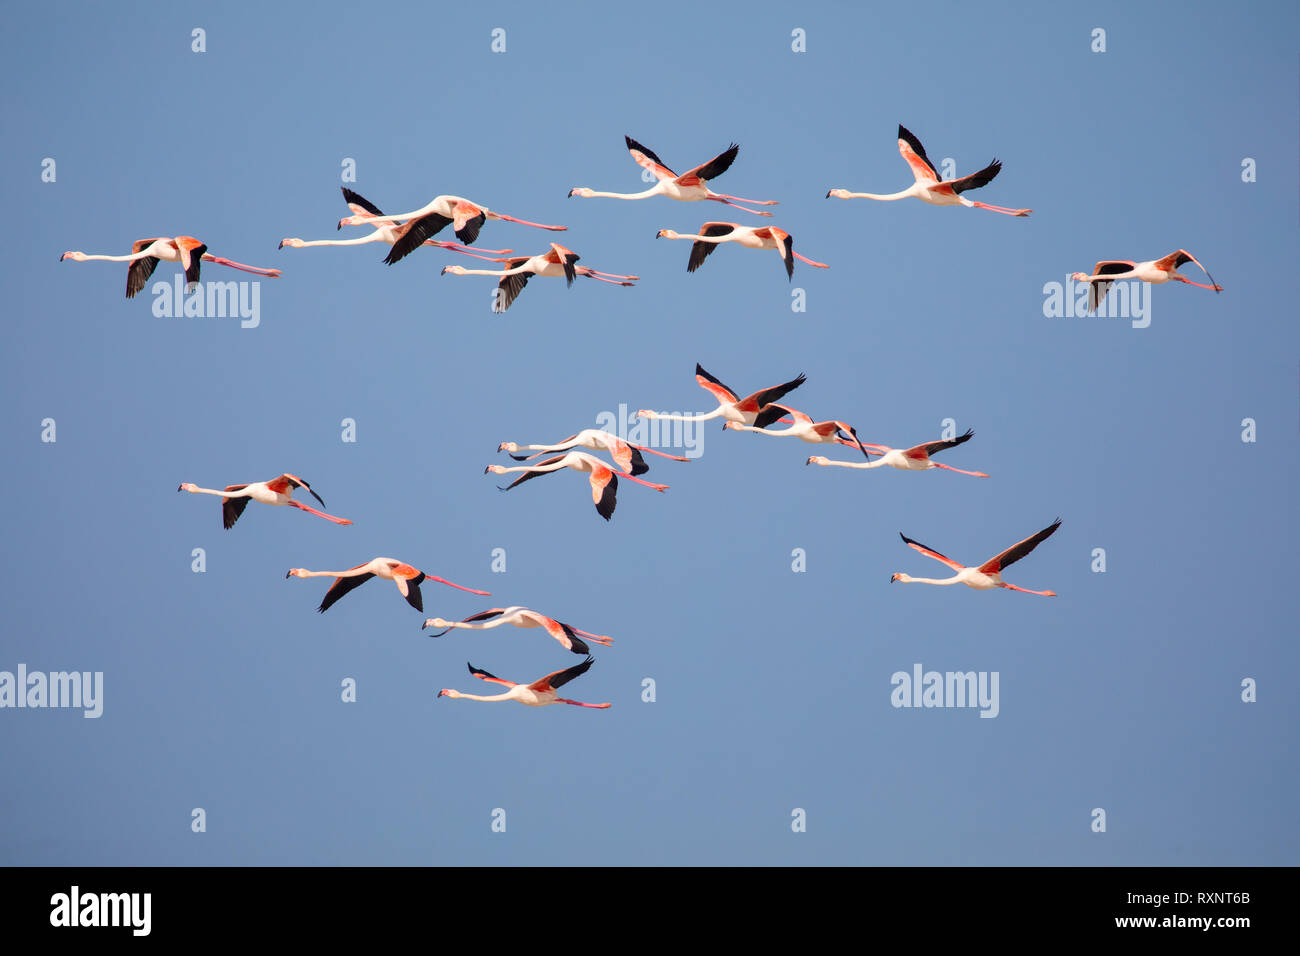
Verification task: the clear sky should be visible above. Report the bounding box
[1,1,1296,866]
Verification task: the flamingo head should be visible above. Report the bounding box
[722,422,740,431]
[826,189,851,200]
[890,573,910,584]
[285,568,309,579]
[422,618,450,631]
[177,482,197,493]
[568,187,594,198]
[278,238,304,249]
[441,265,468,276]
[497,442,519,453]
[484,465,507,475]
[655,229,679,240]
[806,456,829,466]
[60,251,87,261]
[634,409,655,419]
[1069,272,1090,283]
[437,688,459,699]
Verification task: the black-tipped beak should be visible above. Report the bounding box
[420,621,429,630]
[440,267,450,275]
[285,571,292,579]
[483,466,491,474]
[825,190,832,198]
[176,484,183,492]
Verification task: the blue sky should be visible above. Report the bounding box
[1,1,1296,865]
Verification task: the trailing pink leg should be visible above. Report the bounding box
[287,500,353,524]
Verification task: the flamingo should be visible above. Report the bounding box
[441,244,638,312]
[177,474,351,529]
[61,237,282,298]
[568,135,778,216]
[278,188,515,260]
[890,519,1061,595]
[438,657,611,709]
[1070,250,1222,313]
[486,451,668,521]
[637,364,805,427]
[656,223,828,280]
[806,429,989,476]
[286,558,490,613]
[723,403,871,458]
[422,607,613,655]
[826,125,1031,217]
[336,194,566,265]
[498,429,688,476]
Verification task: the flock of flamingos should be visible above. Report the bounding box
[63,127,1223,711]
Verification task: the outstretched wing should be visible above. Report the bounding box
[900,532,965,571]
[695,363,739,405]
[625,135,676,180]
[677,143,738,185]
[220,484,250,530]
[738,373,807,413]
[949,159,1002,195]
[1088,261,1134,312]
[426,608,506,637]
[590,467,618,521]
[317,570,376,613]
[126,238,164,298]
[496,258,534,312]
[753,402,808,430]
[687,223,737,273]
[403,572,427,612]
[385,212,453,264]
[468,662,517,688]
[897,125,939,183]
[908,429,975,460]
[1155,249,1219,289]
[529,655,595,692]
[519,611,590,655]
[978,519,1062,575]
[341,187,385,219]
[452,202,486,245]
[548,243,579,285]
[498,455,565,491]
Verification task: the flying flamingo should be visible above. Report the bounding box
[826,125,1031,217]
[806,428,989,476]
[723,403,871,458]
[438,657,611,709]
[486,451,668,521]
[441,244,638,312]
[337,194,566,265]
[177,474,351,529]
[568,135,778,216]
[637,364,805,428]
[286,558,490,613]
[61,237,282,298]
[656,223,828,280]
[422,607,613,655]
[890,519,1061,595]
[1070,250,1222,313]
[498,429,688,476]
[278,187,515,259]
